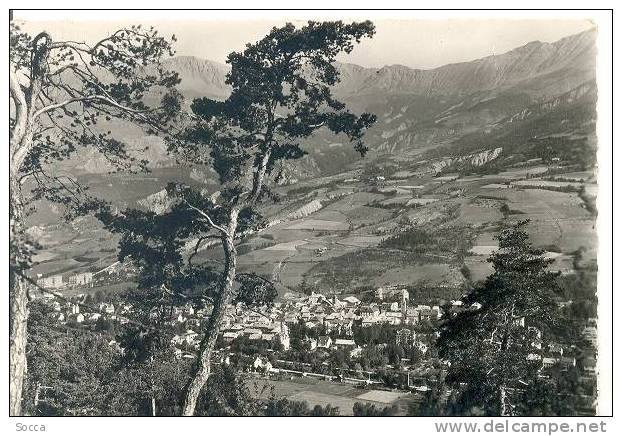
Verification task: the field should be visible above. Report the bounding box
[340,205,394,227]
[249,376,414,416]
[493,166,550,179]
[374,263,463,287]
[28,218,120,278]
[302,230,467,292]
[470,245,498,256]
[286,219,349,231]
[512,180,584,189]
[505,189,595,254]
[30,160,597,302]
[337,235,385,248]
[263,240,309,251]
[407,198,440,206]
[464,257,495,282]
[454,202,504,226]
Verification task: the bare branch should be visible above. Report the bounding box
[161,284,213,305]
[182,200,229,236]
[187,235,218,265]
[32,94,155,122]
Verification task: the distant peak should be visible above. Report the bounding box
[523,40,543,47]
[165,55,229,71]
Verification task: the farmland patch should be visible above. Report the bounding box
[286,219,349,231]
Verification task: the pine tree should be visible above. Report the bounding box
[106,20,377,416]
[437,220,562,416]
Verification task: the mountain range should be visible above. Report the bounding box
[167,28,595,99]
[64,28,598,181]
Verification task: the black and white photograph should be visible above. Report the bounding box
[7,6,614,426]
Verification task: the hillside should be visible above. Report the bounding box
[163,56,231,100]
[50,29,597,180]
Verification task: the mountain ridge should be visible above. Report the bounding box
[64,28,597,179]
[161,28,596,100]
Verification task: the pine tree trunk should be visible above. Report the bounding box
[9,278,28,416]
[497,303,514,417]
[250,151,271,202]
[181,208,239,416]
[9,170,28,416]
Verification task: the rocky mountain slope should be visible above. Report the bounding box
[27,28,600,281]
[163,55,231,100]
[155,29,597,174]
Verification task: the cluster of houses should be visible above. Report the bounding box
[582,318,598,348]
[277,287,444,331]
[155,294,598,389]
[154,303,293,359]
[35,281,447,360]
[214,287,450,362]
[34,279,599,397]
[395,328,438,354]
[31,280,598,416]
[36,292,119,325]
[541,347,581,371]
[512,319,598,378]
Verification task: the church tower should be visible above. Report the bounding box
[279,322,290,351]
[400,288,409,313]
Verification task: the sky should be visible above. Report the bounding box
[13,11,595,69]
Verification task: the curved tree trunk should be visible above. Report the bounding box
[250,151,271,202]
[181,208,239,416]
[9,170,28,416]
[10,48,43,415]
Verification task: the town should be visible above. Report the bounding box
[30,273,599,415]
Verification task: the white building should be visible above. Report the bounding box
[69,272,94,287]
[99,303,115,314]
[37,274,64,289]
